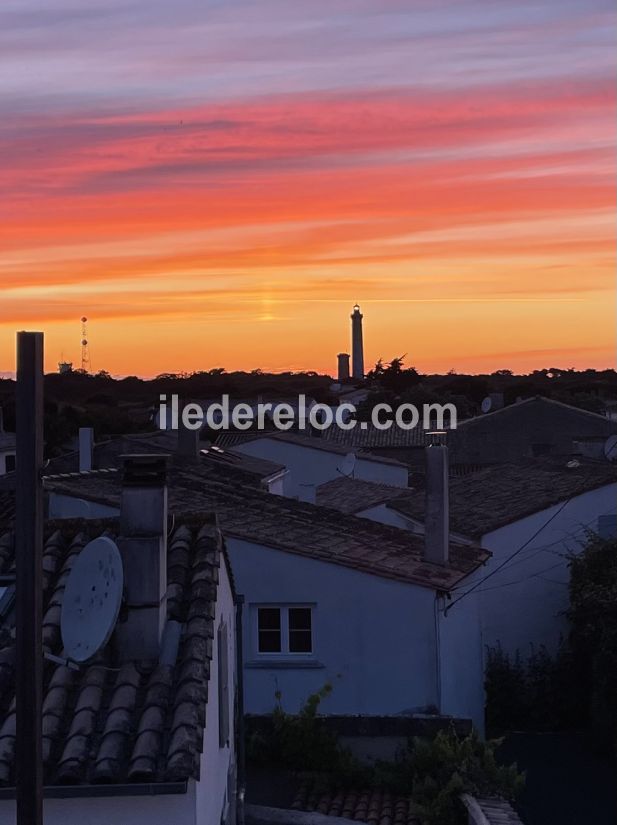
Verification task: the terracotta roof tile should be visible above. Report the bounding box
[291,778,421,824]
[47,470,489,591]
[0,516,226,789]
[389,458,617,538]
[316,477,407,515]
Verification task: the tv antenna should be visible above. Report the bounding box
[60,536,123,663]
[337,452,356,478]
[80,316,91,373]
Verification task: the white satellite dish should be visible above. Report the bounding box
[604,434,617,462]
[338,452,356,477]
[481,397,492,414]
[61,536,124,663]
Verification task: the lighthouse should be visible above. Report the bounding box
[351,304,364,380]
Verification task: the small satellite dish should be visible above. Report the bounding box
[61,536,124,663]
[481,397,492,414]
[338,452,356,477]
[604,434,617,462]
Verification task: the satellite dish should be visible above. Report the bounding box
[338,452,356,477]
[61,536,124,663]
[604,434,617,462]
[481,397,492,414]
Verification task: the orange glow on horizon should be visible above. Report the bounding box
[1,25,615,377]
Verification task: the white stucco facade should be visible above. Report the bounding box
[233,437,408,498]
[477,482,617,655]
[359,483,617,658]
[226,537,484,732]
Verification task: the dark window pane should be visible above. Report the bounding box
[258,630,282,652]
[288,608,311,631]
[289,630,312,653]
[258,607,281,652]
[5,455,15,473]
[258,608,281,630]
[289,608,312,653]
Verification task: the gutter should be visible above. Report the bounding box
[0,781,188,800]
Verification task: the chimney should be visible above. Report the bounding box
[117,454,169,661]
[177,401,200,460]
[337,353,350,382]
[78,427,94,472]
[424,432,449,565]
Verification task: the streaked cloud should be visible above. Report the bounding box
[0,0,614,374]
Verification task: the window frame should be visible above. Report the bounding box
[253,603,315,659]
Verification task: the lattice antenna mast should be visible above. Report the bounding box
[80,316,91,373]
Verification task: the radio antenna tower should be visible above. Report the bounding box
[80,316,91,373]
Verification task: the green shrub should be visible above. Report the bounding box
[374,727,524,825]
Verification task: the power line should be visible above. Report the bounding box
[475,559,567,594]
[444,497,572,615]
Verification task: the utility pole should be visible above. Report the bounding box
[15,331,44,825]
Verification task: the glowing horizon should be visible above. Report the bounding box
[1,0,615,377]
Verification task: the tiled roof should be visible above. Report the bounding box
[232,431,408,467]
[46,467,489,591]
[461,794,525,824]
[389,458,617,539]
[46,433,283,488]
[200,446,285,480]
[0,516,226,788]
[316,477,407,515]
[321,424,432,449]
[456,395,617,429]
[291,778,421,824]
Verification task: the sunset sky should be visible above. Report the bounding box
[1,0,615,376]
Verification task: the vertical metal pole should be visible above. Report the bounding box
[15,332,44,825]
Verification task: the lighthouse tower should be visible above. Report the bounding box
[351,304,364,380]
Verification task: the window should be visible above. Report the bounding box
[256,605,314,655]
[4,455,15,473]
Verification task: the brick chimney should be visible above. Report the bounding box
[424,432,449,565]
[117,454,169,661]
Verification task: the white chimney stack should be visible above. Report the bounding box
[78,426,94,472]
[424,432,449,565]
[117,454,169,661]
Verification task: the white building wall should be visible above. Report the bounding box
[478,482,617,656]
[438,589,485,735]
[233,438,407,498]
[195,556,237,825]
[227,537,441,716]
[0,784,196,825]
[48,492,119,520]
